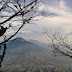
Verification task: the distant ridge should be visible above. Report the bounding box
[6,37,44,54]
[2,37,72,70]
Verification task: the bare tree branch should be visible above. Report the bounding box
[0,0,43,67]
[44,29,72,58]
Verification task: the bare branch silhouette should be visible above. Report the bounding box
[0,0,44,67]
[44,29,72,58]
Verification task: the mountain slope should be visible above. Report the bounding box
[3,37,52,66]
[1,37,72,70]
[6,37,44,55]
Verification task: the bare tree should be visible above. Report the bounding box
[0,0,43,67]
[44,28,72,58]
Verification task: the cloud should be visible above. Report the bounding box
[42,0,71,16]
[6,0,71,34]
[1,0,72,35]
[33,0,72,33]
[59,0,67,10]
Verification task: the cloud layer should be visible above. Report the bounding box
[32,0,72,33]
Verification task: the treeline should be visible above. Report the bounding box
[0,67,72,72]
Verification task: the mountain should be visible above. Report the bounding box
[1,37,72,71]
[2,37,51,66]
[6,37,44,55]
[28,39,49,49]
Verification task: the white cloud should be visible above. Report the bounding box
[59,0,67,10]
[33,0,72,33]
[1,0,72,36]
[6,0,72,34]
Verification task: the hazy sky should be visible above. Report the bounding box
[1,0,72,42]
[2,0,72,33]
[22,0,72,33]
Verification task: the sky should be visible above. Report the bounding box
[1,0,72,43]
[1,0,72,33]
[11,0,72,43]
[22,0,72,33]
